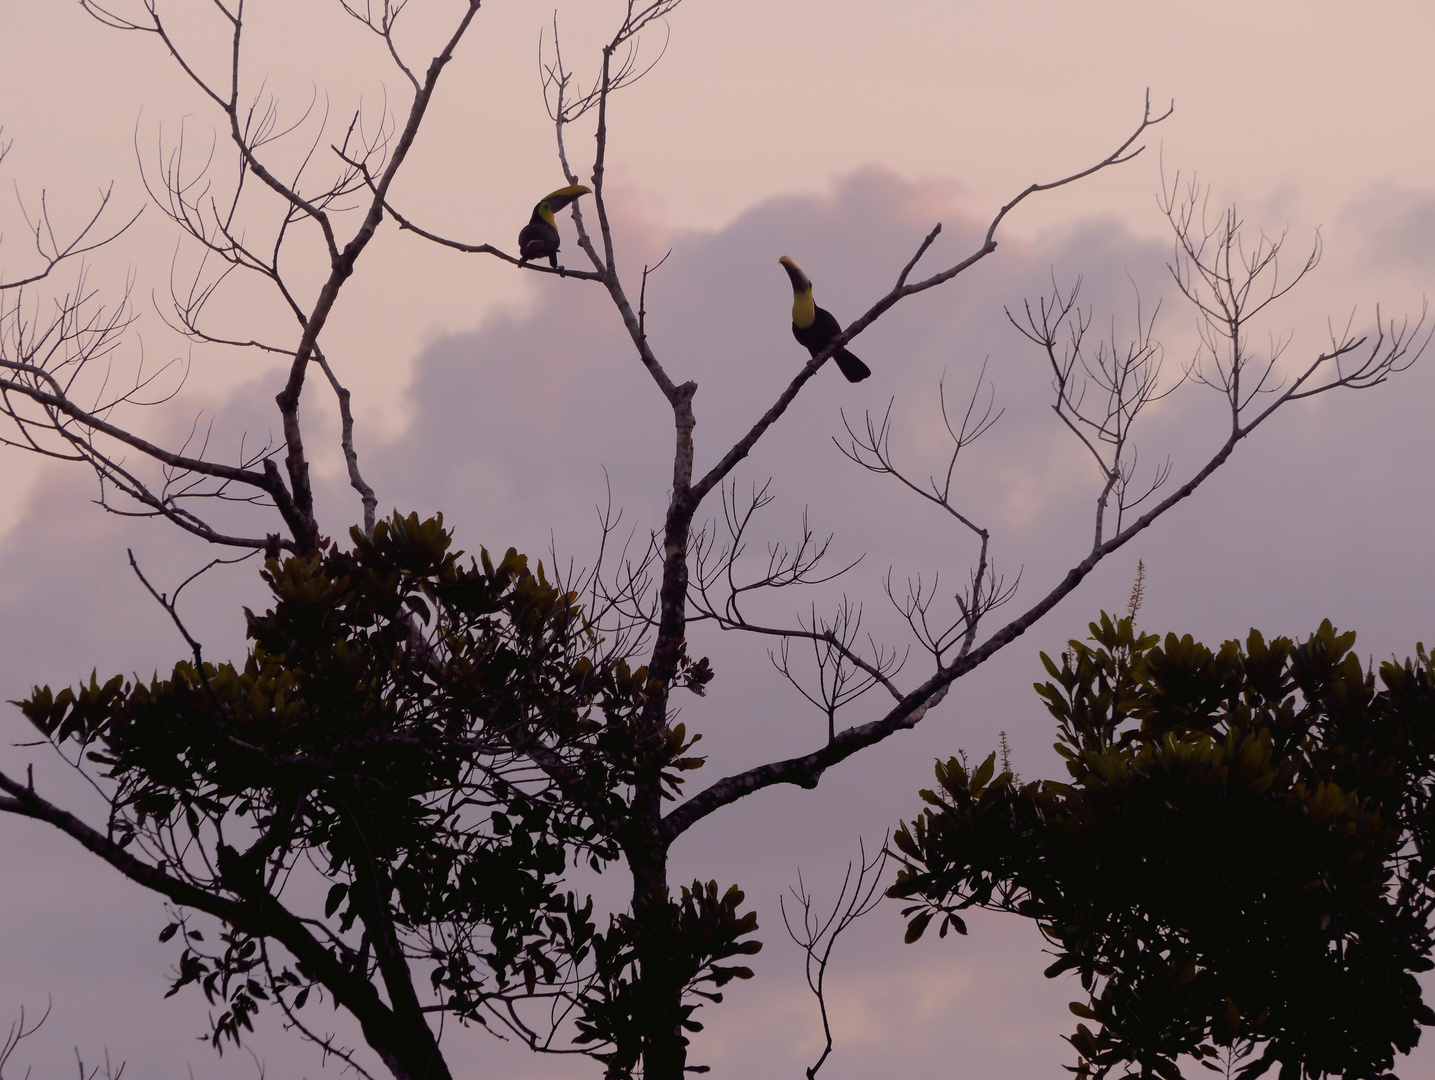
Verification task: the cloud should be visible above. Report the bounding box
[1341,182,1435,271]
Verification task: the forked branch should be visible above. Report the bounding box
[662,180,1426,845]
[689,94,1175,508]
[782,838,889,1080]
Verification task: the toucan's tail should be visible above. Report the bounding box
[835,349,871,383]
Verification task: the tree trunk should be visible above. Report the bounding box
[629,464,695,1079]
[630,826,686,1080]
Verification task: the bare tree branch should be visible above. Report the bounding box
[661,177,1427,845]
[782,838,889,1080]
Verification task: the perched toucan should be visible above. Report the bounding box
[518,184,592,268]
[778,256,871,383]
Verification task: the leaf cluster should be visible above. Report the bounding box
[891,614,1435,1080]
[575,879,762,1074]
[13,512,749,1066]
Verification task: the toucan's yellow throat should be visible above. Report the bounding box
[791,286,815,328]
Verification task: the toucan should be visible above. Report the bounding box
[779,256,871,383]
[518,185,592,268]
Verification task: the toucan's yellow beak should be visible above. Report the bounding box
[534,184,592,225]
[779,256,811,292]
[543,184,592,208]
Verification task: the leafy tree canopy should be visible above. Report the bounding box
[8,513,752,1078]
[891,615,1435,1080]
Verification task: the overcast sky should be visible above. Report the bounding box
[2,2,1434,1078]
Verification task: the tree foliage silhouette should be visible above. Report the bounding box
[893,615,1435,1080]
[7,513,756,1080]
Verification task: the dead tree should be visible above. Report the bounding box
[0,3,1427,1080]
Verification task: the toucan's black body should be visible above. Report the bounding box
[518,185,591,268]
[779,256,871,383]
[793,307,871,383]
[518,217,561,267]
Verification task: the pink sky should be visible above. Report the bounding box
[2,2,1434,1077]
